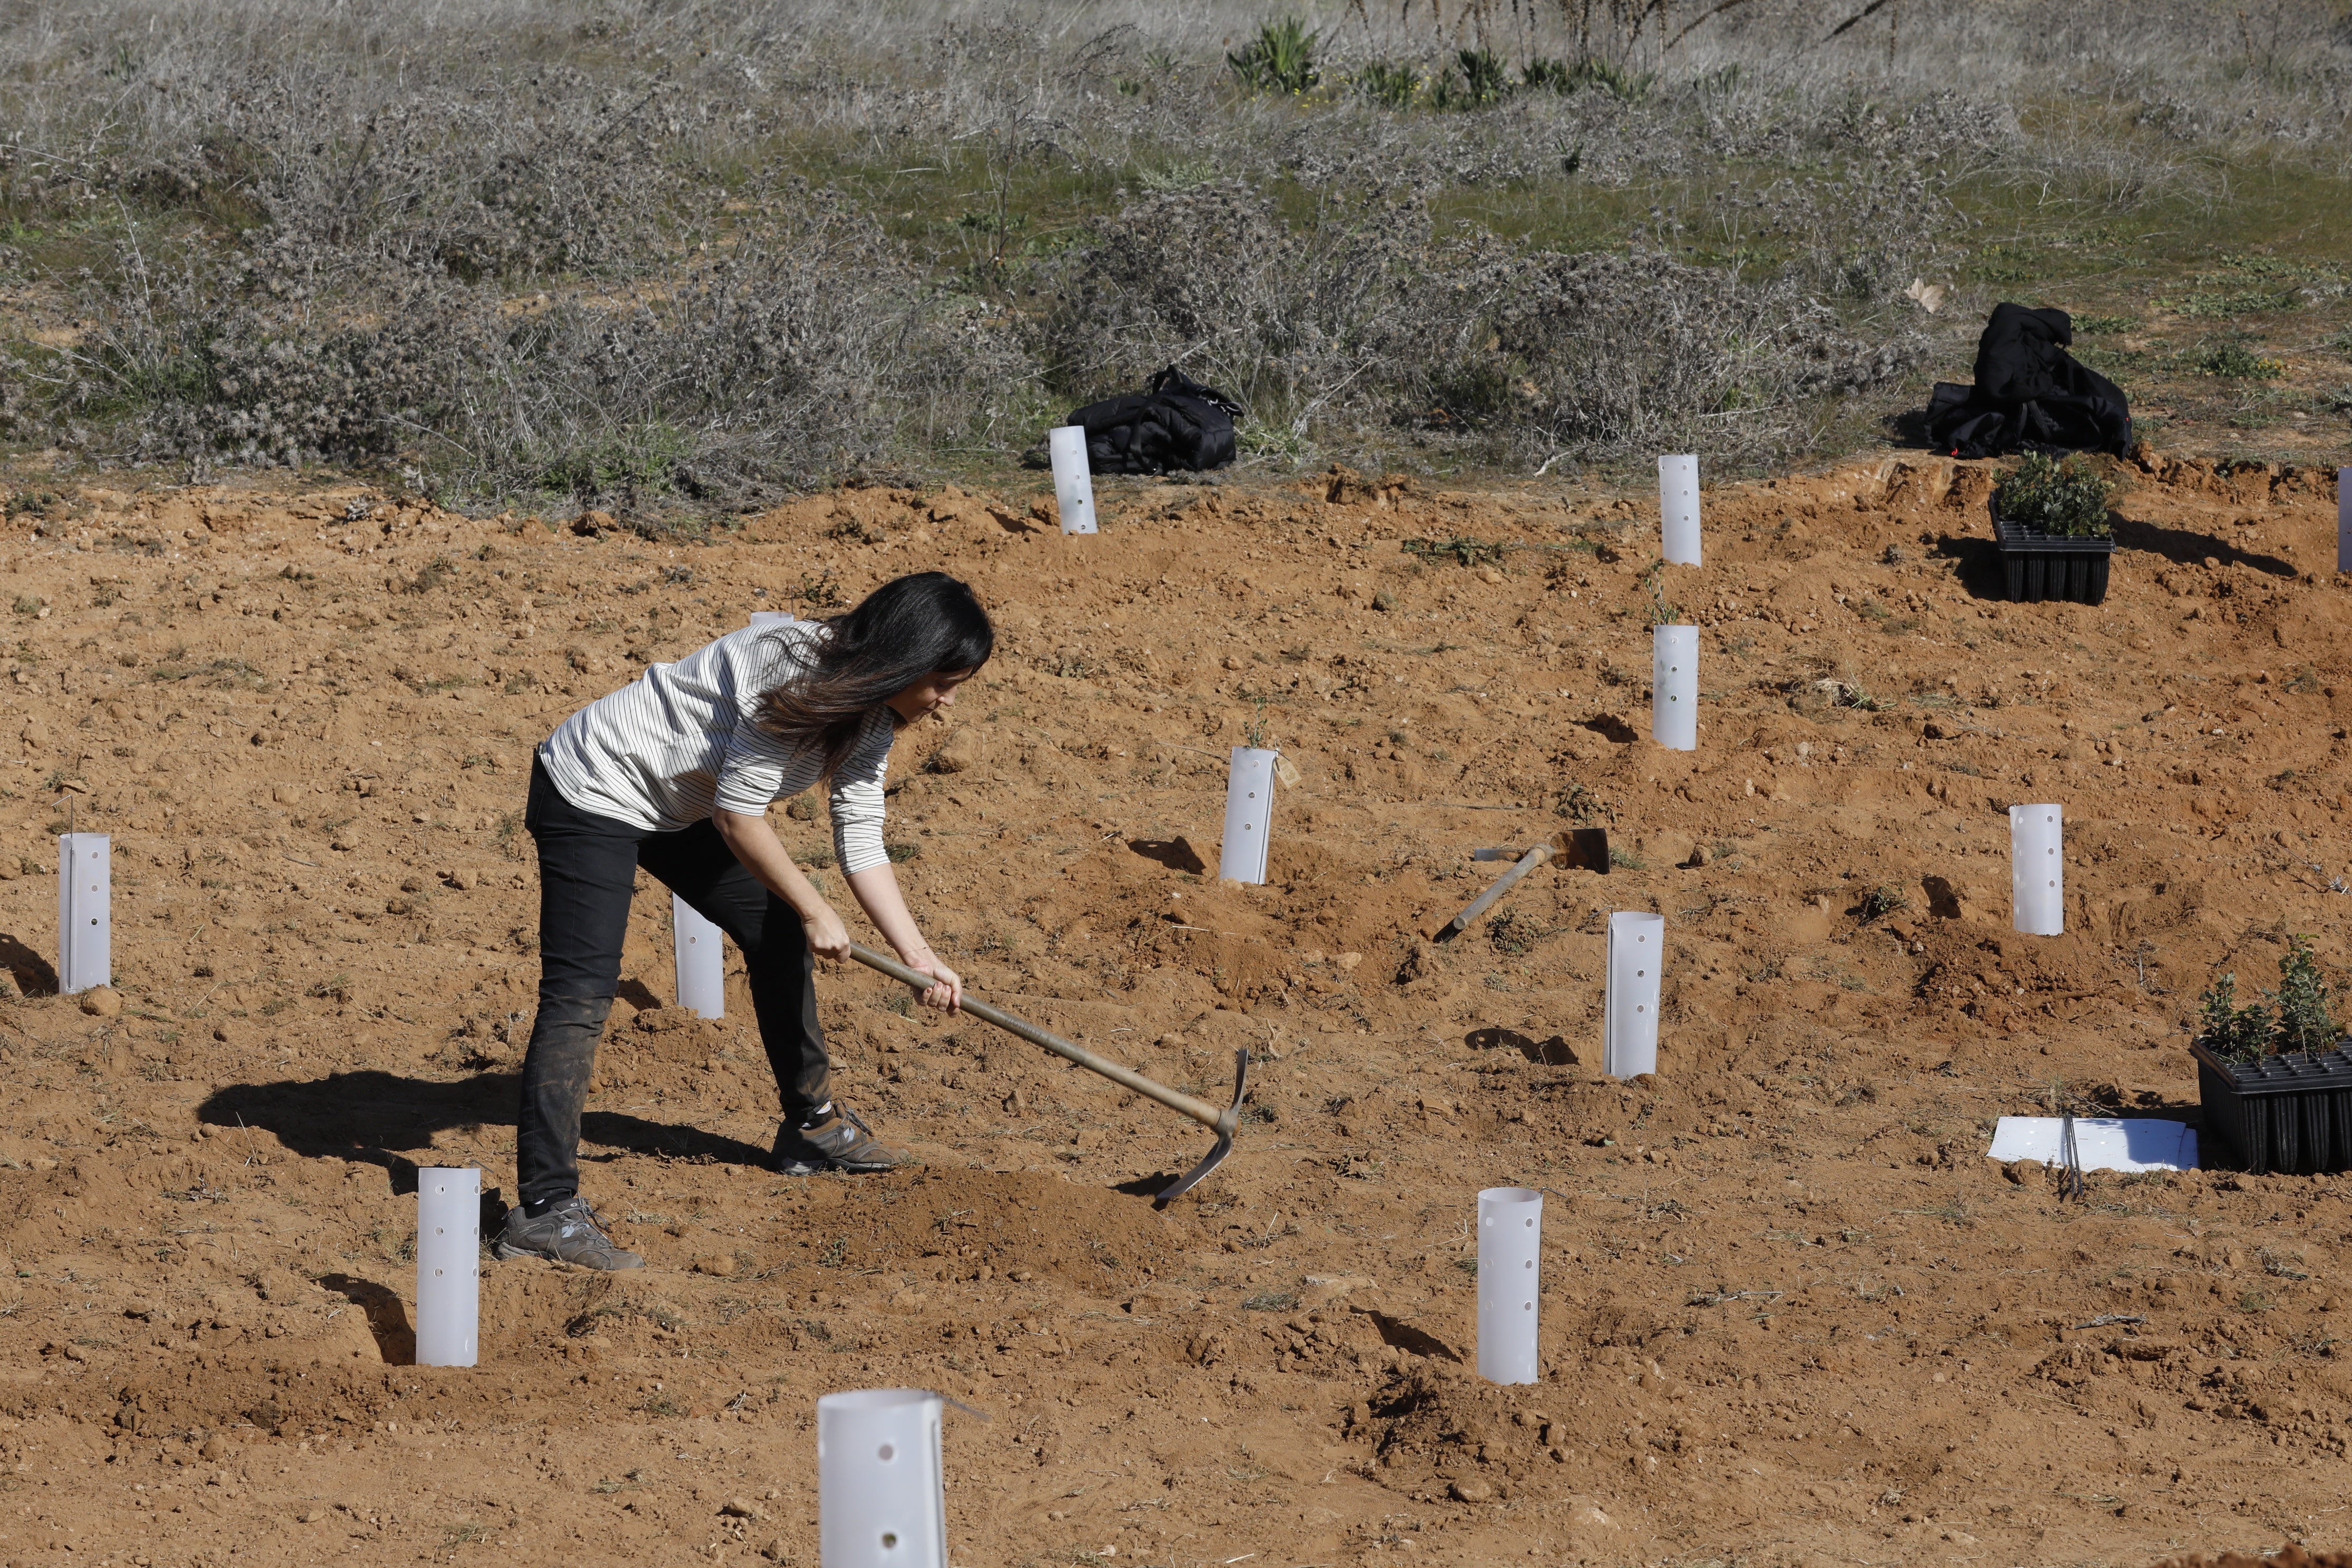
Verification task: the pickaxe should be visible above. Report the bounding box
[1422,827,1611,942]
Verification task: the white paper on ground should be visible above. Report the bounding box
[673,895,727,1019]
[749,610,796,628]
[1658,454,1700,565]
[1047,426,1098,535]
[1984,1116,2199,1172]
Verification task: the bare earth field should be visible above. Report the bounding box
[1,454,2350,1568]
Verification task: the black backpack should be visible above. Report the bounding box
[1923,303,2132,460]
[1066,366,1243,475]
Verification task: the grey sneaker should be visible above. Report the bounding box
[773,1104,913,1175]
[493,1197,643,1270]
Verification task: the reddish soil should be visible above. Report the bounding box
[0,451,2348,1568]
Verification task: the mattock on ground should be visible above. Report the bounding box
[1422,827,1611,943]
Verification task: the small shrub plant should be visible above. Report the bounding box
[1994,452,2114,537]
[2198,937,2342,1065]
[2191,341,2285,379]
[1432,48,1513,109]
[1228,17,1319,95]
[2269,935,2338,1055]
[1351,62,1420,109]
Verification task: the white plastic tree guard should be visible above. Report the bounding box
[1218,748,1279,884]
[2010,803,2064,936]
[1047,426,1098,535]
[2338,466,2350,573]
[414,1168,480,1367]
[57,832,110,995]
[1658,454,1701,565]
[1475,1186,1543,1385]
[1604,911,1663,1079]
[749,610,796,629]
[1651,624,1698,750]
[818,1388,948,1568]
[673,895,727,1018]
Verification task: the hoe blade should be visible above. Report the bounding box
[1153,1048,1251,1208]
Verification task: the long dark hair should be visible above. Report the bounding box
[754,572,994,780]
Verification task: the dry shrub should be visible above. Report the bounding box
[0,0,2341,496]
[1039,185,1919,468]
[247,76,690,282]
[1035,183,1422,436]
[36,183,1025,506]
[471,193,1027,504]
[1403,246,1923,464]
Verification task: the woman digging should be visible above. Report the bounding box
[494,572,989,1270]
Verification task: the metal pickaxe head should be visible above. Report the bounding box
[1553,827,1611,874]
[1153,1048,1251,1209]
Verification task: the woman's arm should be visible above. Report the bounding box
[712,809,851,961]
[846,863,962,1014]
[712,809,961,1013]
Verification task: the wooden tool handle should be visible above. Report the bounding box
[1424,841,1556,941]
[846,943,1226,1130]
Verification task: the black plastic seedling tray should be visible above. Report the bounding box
[1993,507,2115,606]
[2192,1039,2352,1175]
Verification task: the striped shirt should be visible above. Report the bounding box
[537,622,897,875]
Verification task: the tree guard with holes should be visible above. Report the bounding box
[1652,624,1697,751]
[1476,1186,1544,1385]
[819,1388,947,1568]
[1218,747,1279,884]
[2337,466,2350,573]
[57,832,109,995]
[415,1168,479,1367]
[1658,454,1701,565]
[2009,803,2064,936]
[1047,426,1098,535]
[673,894,727,1018]
[1605,911,1663,1079]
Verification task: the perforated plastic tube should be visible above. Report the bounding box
[2010,803,2064,936]
[1047,427,1098,535]
[1651,624,1697,750]
[673,895,727,1018]
[414,1168,479,1368]
[1605,911,1663,1079]
[1476,1186,1543,1385]
[1218,748,1279,884]
[2338,467,2350,573]
[57,833,109,995]
[1658,454,1701,565]
[818,1389,947,1568]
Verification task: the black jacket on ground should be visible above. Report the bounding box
[1066,366,1242,475]
[1923,303,2132,459]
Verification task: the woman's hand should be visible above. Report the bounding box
[901,949,963,1014]
[713,809,852,964]
[800,903,852,963]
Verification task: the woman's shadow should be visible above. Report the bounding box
[197,1070,773,1180]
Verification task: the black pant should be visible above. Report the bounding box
[517,757,829,1206]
